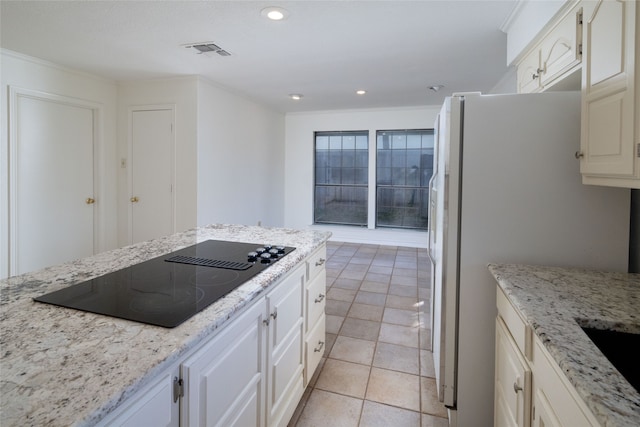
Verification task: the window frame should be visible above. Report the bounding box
[313,130,369,226]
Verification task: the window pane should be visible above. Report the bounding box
[316,136,329,150]
[343,135,356,150]
[356,135,368,150]
[407,134,421,149]
[315,131,368,226]
[376,129,434,230]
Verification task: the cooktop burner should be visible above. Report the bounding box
[33,240,296,328]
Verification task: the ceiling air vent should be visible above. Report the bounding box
[186,42,231,57]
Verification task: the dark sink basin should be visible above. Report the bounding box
[581,326,640,393]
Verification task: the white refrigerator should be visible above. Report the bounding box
[427,92,630,427]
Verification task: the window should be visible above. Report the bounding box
[314,131,368,226]
[376,129,434,229]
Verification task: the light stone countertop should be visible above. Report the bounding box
[0,224,331,426]
[488,264,640,427]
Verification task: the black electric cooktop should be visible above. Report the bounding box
[33,240,295,328]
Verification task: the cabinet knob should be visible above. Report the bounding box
[575,151,584,159]
[85,198,95,205]
[513,381,523,393]
[315,258,326,267]
[314,294,325,303]
[532,73,539,80]
[130,196,139,203]
[270,309,278,320]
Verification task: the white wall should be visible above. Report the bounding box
[502,0,566,65]
[0,49,118,278]
[196,78,285,227]
[284,106,440,247]
[117,77,198,246]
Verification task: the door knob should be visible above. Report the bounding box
[513,381,523,393]
[85,198,95,205]
[130,196,139,203]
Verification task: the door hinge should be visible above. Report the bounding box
[173,376,184,403]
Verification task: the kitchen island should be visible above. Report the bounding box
[489,264,640,427]
[0,224,331,426]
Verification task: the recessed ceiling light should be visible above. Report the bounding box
[356,90,367,95]
[289,94,303,100]
[261,6,289,21]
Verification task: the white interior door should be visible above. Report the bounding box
[130,108,174,244]
[12,92,96,275]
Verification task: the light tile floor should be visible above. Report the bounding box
[288,241,449,427]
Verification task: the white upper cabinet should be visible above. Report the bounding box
[579,0,639,188]
[516,2,584,93]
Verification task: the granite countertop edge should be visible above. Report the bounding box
[488,263,640,427]
[0,224,331,426]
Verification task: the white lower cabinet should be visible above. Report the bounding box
[495,286,599,427]
[181,298,267,427]
[305,313,326,386]
[182,264,305,427]
[495,318,531,427]
[98,368,180,427]
[304,246,327,386]
[264,265,305,427]
[97,244,326,427]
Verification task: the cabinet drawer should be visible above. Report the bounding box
[306,270,326,333]
[305,314,326,386]
[307,245,327,282]
[497,286,532,360]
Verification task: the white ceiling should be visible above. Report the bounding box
[0,0,517,113]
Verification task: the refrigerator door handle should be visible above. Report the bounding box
[427,117,440,264]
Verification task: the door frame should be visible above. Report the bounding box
[126,104,176,245]
[7,86,103,276]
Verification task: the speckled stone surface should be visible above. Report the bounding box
[488,264,640,427]
[0,224,330,426]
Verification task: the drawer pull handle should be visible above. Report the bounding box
[270,309,278,320]
[315,294,325,303]
[513,381,523,394]
[315,258,326,267]
[314,341,325,353]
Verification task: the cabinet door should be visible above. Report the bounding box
[517,49,543,93]
[98,369,179,427]
[531,338,599,426]
[181,300,266,427]
[495,318,532,427]
[266,266,305,427]
[580,0,637,182]
[539,5,582,88]
[531,387,562,427]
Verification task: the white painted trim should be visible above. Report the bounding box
[7,86,104,276]
[126,104,177,245]
[310,224,427,248]
[286,104,436,117]
[1,49,114,84]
